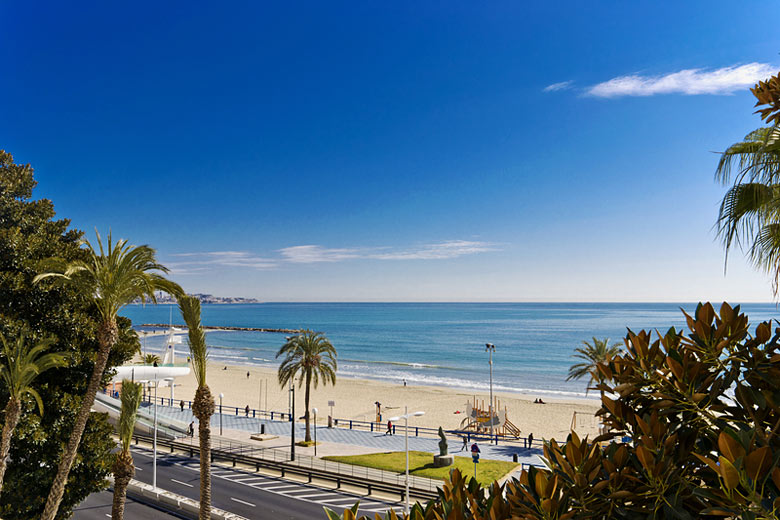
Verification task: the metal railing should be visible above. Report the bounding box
[133,433,441,500]
[138,395,542,449]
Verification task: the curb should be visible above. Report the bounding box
[125,478,248,520]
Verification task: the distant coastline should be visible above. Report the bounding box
[140,323,304,334]
[133,292,261,305]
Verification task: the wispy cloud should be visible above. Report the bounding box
[168,251,278,271]
[169,240,499,272]
[369,240,497,260]
[586,62,776,98]
[278,245,361,264]
[543,80,574,92]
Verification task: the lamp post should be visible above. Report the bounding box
[153,380,158,489]
[485,343,495,444]
[389,407,425,515]
[312,407,318,456]
[219,393,224,436]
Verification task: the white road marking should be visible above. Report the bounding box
[230,476,270,483]
[230,497,256,507]
[289,492,337,499]
[319,497,366,504]
[171,478,194,488]
[254,484,300,491]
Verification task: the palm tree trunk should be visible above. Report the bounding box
[0,398,21,493]
[41,319,116,520]
[193,385,214,520]
[111,451,135,520]
[304,371,311,443]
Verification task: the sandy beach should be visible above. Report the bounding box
[152,358,602,441]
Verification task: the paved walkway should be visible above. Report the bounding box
[142,402,544,471]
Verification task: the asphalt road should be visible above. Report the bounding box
[74,489,184,519]
[130,446,401,519]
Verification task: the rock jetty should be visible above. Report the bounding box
[141,324,304,334]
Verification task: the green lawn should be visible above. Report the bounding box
[322,451,518,487]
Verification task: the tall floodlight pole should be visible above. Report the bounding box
[219,393,224,436]
[389,407,425,515]
[485,343,495,444]
[153,381,158,489]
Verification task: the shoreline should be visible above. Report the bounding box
[147,355,602,441]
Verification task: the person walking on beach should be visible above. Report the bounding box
[385,420,393,435]
[246,371,250,379]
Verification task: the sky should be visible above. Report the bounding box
[2,2,780,302]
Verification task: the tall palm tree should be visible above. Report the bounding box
[0,331,66,494]
[178,295,213,520]
[716,126,780,292]
[276,331,337,443]
[716,71,780,293]
[34,230,182,520]
[566,337,621,398]
[111,379,142,520]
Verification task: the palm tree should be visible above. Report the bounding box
[566,337,621,397]
[716,126,780,292]
[178,295,213,520]
[276,331,337,443]
[142,353,161,365]
[0,331,66,494]
[34,230,182,520]
[111,379,142,520]
[715,71,780,293]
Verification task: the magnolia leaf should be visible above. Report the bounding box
[718,456,740,491]
[744,446,771,480]
[718,431,745,462]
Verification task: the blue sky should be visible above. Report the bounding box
[2,2,779,301]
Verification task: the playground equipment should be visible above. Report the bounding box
[459,397,522,438]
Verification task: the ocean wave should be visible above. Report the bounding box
[341,358,456,370]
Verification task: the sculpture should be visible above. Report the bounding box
[438,426,448,456]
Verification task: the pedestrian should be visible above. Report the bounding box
[403,379,407,387]
[179,400,184,412]
[188,421,194,437]
[528,432,534,449]
[246,371,250,379]
[245,405,250,417]
[386,420,393,435]
[461,436,468,451]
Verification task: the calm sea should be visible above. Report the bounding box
[121,302,779,400]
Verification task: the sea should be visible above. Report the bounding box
[121,302,780,400]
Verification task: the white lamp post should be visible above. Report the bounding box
[312,407,318,456]
[485,343,495,444]
[389,407,425,515]
[219,393,224,436]
[153,380,158,489]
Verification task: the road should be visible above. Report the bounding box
[74,490,184,519]
[130,446,402,519]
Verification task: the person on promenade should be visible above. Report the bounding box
[461,436,468,451]
[385,420,393,435]
[187,421,194,437]
[179,400,184,412]
[245,405,250,417]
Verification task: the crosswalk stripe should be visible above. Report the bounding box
[290,492,340,499]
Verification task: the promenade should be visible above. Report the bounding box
[143,402,544,471]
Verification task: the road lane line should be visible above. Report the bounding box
[230,497,256,507]
[171,478,194,488]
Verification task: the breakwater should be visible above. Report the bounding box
[141,324,305,334]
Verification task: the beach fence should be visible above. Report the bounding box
[133,392,541,450]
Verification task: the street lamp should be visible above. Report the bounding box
[312,407,318,456]
[290,378,296,461]
[389,407,425,515]
[219,393,224,436]
[485,343,495,444]
[153,380,158,489]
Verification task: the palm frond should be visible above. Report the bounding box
[118,380,142,453]
[179,295,208,387]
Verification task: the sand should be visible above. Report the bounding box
[154,358,601,441]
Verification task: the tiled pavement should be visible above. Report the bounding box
[141,402,544,471]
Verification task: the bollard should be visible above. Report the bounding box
[513,453,518,463]
[349,420,352,429]
[370,423,373,432]
[261,424,266,435]
[271,412,274,420]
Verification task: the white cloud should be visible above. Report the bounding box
[369,240,498,260]
[586,62,776,98]
[543,80,574,92]
[168,251,278,270]
[277,245,360,264]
